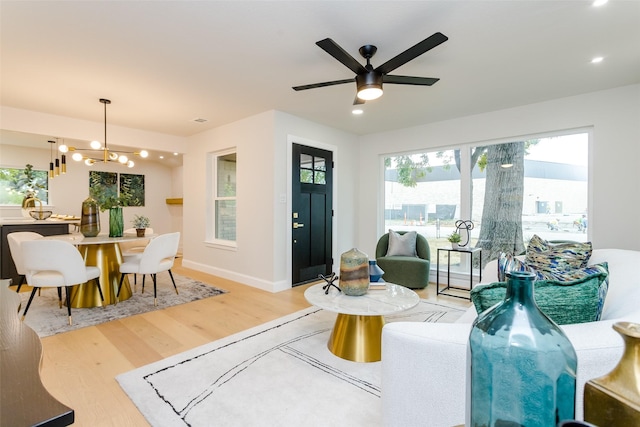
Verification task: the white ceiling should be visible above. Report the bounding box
[1,1,639,140]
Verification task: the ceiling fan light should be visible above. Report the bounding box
[357,87,383,100]
[118,155,128,164]
[139,150,149,158]
[90,140,102,150]
[59,144,69,153]
[72,152,83,161]
[356,72,383,100]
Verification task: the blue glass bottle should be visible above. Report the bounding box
[467,271,577,427]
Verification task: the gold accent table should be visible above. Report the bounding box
[43,233,155,308]
[304,282,419,362]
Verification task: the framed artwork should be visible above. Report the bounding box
[120,173,145,206]
[89,171,118,204]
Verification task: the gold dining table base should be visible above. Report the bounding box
[70,243,132,308]
[328,313,385,363]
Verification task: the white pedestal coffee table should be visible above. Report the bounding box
[304,282,419,362]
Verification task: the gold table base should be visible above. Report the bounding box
[328,313,385,362]
[69,243,132,308]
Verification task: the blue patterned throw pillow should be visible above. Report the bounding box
[497,252,531,281]
[524,235,592,279]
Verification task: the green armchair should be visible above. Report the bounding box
[375,232,431,289]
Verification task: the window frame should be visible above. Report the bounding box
[206,148,237,249]
[381,128,590,276]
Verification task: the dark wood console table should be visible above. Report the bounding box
[0,279,74,426]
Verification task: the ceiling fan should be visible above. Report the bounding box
[292,32,448,104]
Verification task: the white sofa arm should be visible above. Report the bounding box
[382,322,472,427]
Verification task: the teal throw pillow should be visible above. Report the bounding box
[386,229,418,257]
[471,266,609,325]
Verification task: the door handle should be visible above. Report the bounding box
[293,222,305,229]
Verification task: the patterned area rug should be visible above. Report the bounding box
[20,274,227,337]
[116,300,465,427]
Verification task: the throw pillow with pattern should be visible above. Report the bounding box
[524,234,592,279]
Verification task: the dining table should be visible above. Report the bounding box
[43,233,156,308]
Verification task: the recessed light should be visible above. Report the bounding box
[352,109,364,115]
[159,155,165,159]
[593,0,608,7]
[591,56,604,63]
[191,118,208,123]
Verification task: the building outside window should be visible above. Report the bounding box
[383,131,588,272]
[211,150,237,244]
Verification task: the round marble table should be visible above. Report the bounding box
[304,282,419,362]
[43,233,155,308]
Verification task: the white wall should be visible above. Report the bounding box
[357,84,640,256]
[182,110,359,292]
[0,143,178,236]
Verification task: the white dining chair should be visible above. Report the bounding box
[7,231,43,293]
[119,227,154,290]
[117,232,180,306]
[21,239,104,325]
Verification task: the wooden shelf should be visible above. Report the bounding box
[166,198,183,205]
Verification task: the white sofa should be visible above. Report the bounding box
[381,249,640,427]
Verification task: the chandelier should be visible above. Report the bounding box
[59,98,148,168]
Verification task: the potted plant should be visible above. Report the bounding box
[132,215,151,237]
[447,231,462,249]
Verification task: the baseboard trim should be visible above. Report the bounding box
[181,258,289,293]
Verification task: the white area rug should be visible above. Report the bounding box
[116,300,465,427]
[20,274,227,337]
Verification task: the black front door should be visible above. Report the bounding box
[291,144,333,286]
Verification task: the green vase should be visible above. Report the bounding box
[80,197,100,237]
[109,207,123,237]
[467,271,578,426]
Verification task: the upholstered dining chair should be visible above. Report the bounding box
[117,232,180,306]
[7,231,43,293]
[21,239,104,325]
[119,227,154,257]
[119,227,154,290]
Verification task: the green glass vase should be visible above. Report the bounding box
[467,271,578,427]
[109,207,123,237]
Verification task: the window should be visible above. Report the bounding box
[383,131,588,272]
[211,150,237,244]
[0,165,49,205]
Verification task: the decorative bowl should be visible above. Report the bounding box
[29,210,53,220]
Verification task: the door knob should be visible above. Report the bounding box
[293,222,305,229]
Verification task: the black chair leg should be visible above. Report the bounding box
[65,286,72,325]
[57,287,63,308]
[15,275,26,293]
[168,269,179,295]
[152,274,158,306]
[94,278,105,306]
[21,288,39,320]
[117,273,126,299]
[141,275,146,293]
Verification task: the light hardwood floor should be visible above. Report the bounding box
[24,259,470,426]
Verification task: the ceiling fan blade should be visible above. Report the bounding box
[292,79,354,91]
[375,32,448,75]
[316,38,367,75]
[353,96,365,105]
[383,75,440,86]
